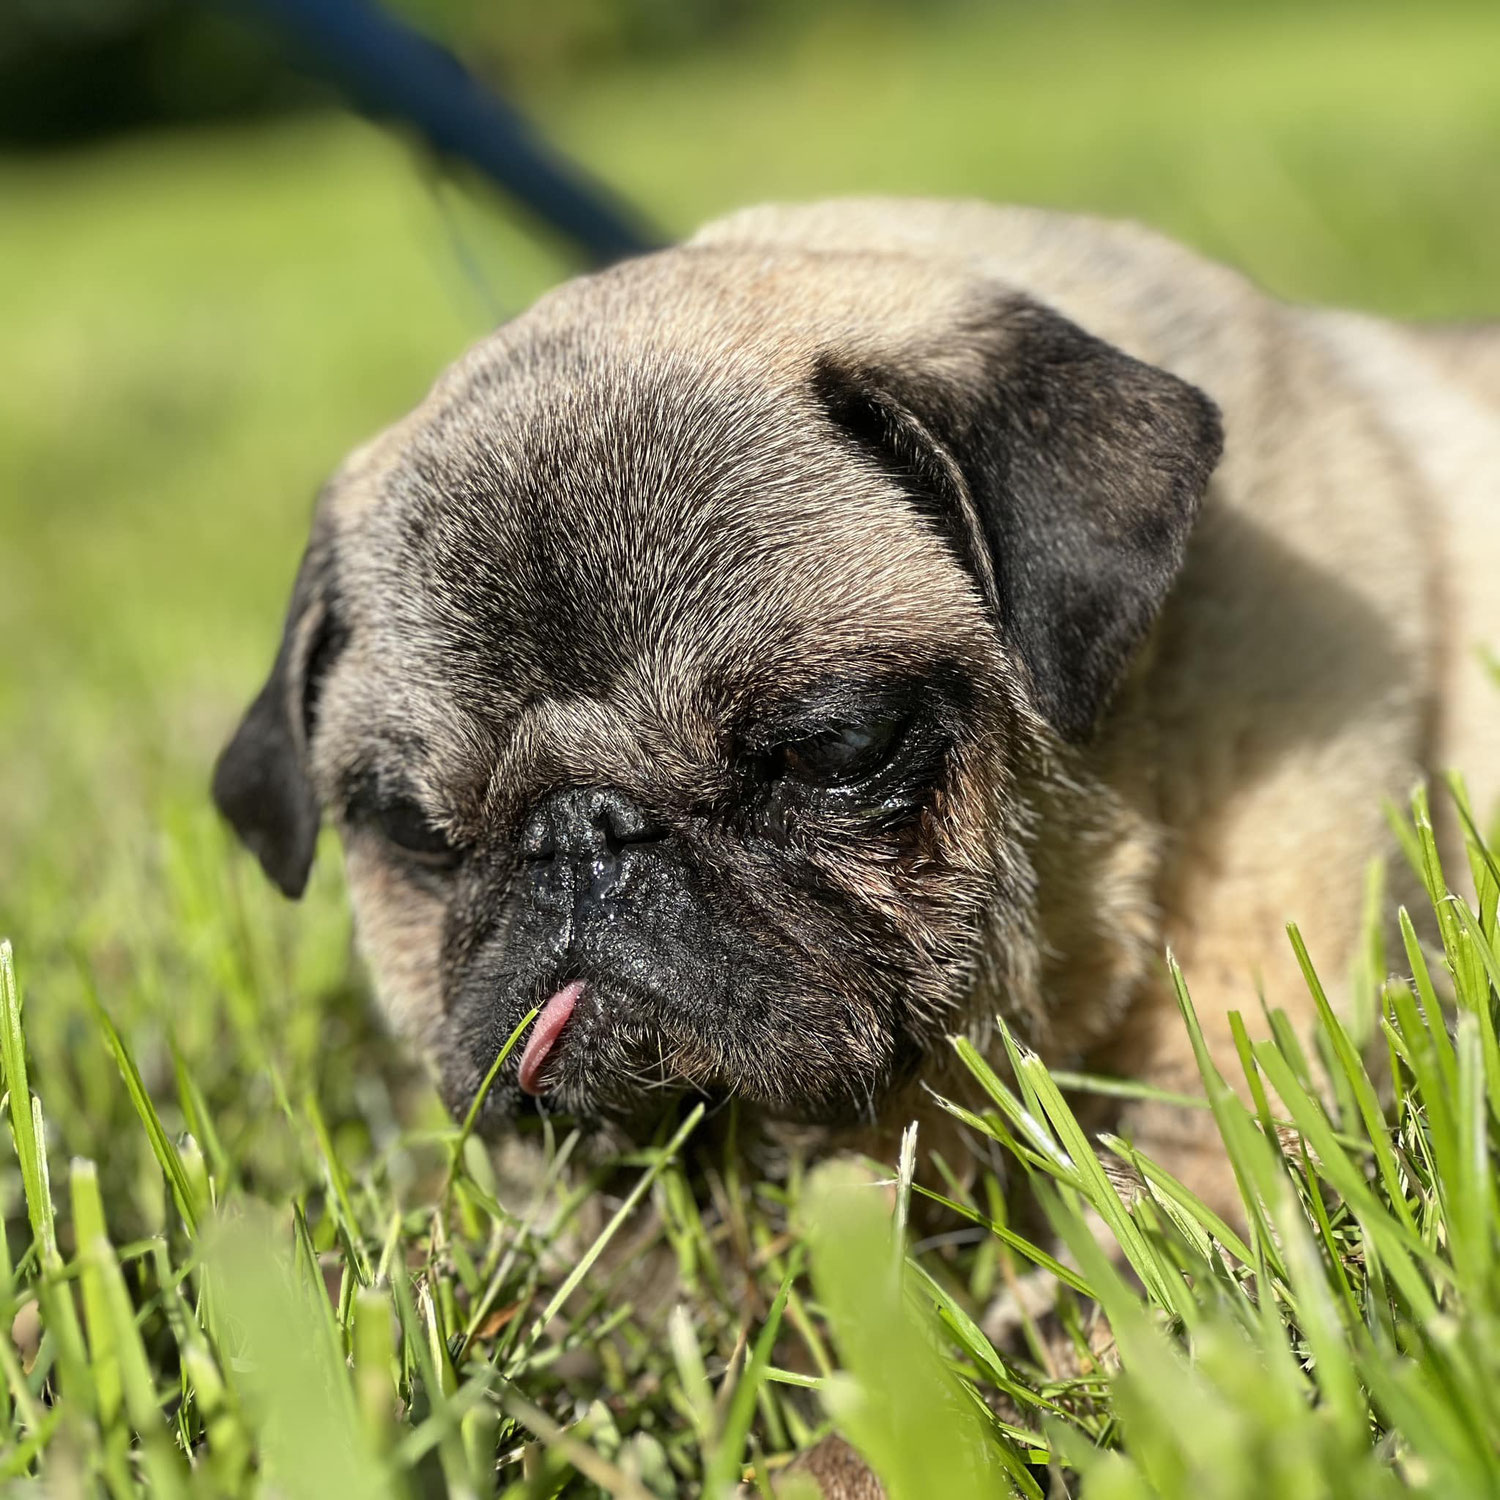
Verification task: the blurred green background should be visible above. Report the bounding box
[2,0,1498,1190]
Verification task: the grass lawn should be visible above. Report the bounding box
[2,1,1499,1493]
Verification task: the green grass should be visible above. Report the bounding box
[4,787,1500,1496]
[2,1,1499,1493]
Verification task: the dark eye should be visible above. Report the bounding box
[373,797,459,869]
[775,716,905,785]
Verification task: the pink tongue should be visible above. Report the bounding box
[518,981,584,1096]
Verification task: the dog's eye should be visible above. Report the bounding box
[374,798,459,869]
[776,716,904,785]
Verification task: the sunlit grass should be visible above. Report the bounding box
[4,781,1500,1494]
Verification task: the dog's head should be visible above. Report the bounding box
[212,247,1220,1132]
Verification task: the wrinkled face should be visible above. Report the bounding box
[315,354,1017,1130]
[212,245,1221,1138]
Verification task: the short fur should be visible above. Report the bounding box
[214,200,1500,1492]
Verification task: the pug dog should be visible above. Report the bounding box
[213,199,1500,1492]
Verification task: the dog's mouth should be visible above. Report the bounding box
[498,974,694,1126]
[517,980,584,1096]
[464,956,909,1130]
[508,973,678,1112]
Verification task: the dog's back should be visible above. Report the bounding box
[1410,322,1500,416]
[1306,310,1500,828]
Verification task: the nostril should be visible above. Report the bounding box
[600,819,665,856]
[519,813,555,862]
[591,789,665,854]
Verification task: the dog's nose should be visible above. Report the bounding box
[520,786,662,866]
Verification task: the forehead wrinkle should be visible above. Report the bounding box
[386,382,946,696]
[480,697,657,814]
[384,361,808,630]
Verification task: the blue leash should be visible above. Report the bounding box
[233,0,662,267]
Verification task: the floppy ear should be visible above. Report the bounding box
[814,297,1223,741]
[212,533,346,898]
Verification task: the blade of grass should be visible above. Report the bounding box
[0,942,56,1260]
[86,985,201,1233]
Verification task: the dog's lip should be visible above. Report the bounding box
[518,980,585,1095]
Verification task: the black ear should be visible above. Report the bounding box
[212,537,346,898]
[814,297,1223,741]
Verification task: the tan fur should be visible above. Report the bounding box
[220,200,1500,1500]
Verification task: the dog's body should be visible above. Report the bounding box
[214,200,1499,1492]
[691,201,1500,1201]
[688,200,1500,1194]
